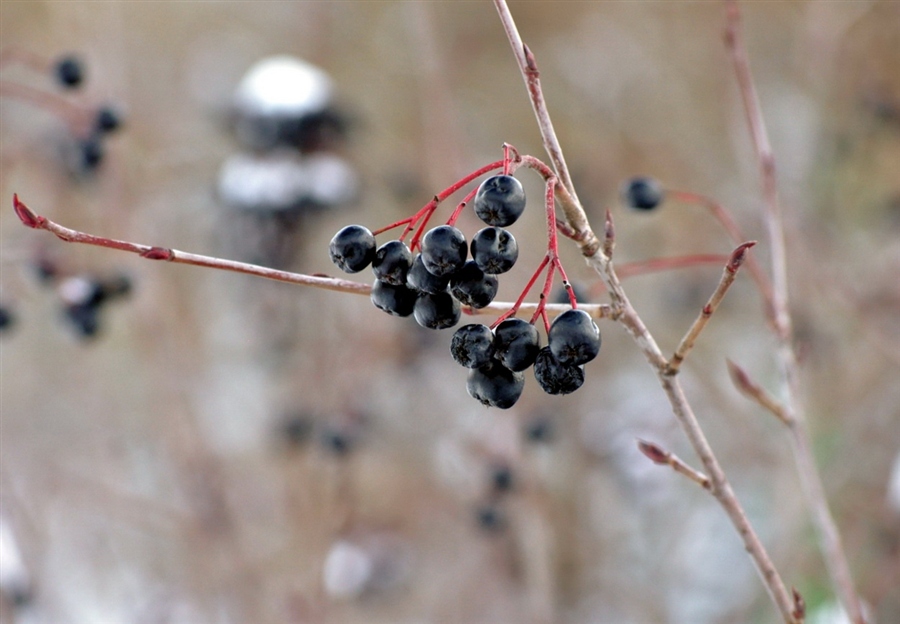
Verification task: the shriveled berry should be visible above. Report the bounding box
[473,175,526,226]
[55,55,84,88]
[621,176,664,211]
[470,227,518,274]
[466,360,525,409]
[493,318,540,372]
[420,225,467,277]
[372,239,411,286]
[329,225,376,273]
[407,253,450,294]
[414,291,460,329]
[450,324,495,368]
[371,279,417,316]
[533,347,585,395]
[548,309,601,366]
[450,261,498,309]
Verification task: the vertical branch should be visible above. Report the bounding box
[493,2,798,621]
[725,3,866,622]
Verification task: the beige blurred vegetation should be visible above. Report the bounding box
[1,2,898,623]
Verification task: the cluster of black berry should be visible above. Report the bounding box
[329,173,523,330]
[49,54,124,174]
[329,169,602,409]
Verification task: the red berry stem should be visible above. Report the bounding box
[490,254,550,329]
[445,186,479,227]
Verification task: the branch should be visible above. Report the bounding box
[494,3,798,620]
[725,3,865,622]
[726,359,792,426]
[665,242,756,376]
[637,439,711,490]
[11,195,613,322]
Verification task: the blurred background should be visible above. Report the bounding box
[1,1,898,623]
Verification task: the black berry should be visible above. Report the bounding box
[450,324,495,368]
[473,175,526,226]
[493,318,540,372]
[450,261,498,309]
[407,253,450,294]
[414,291,460,329]
[490,464,514,493]
[621,176,664,211]
[372,239,412,286]
[470,226,518,274]
[420,225,467,277]
[466,360,525,409]
[475,503,505,532]
[54,55,84,88]
[329,225,376,273]
[78,137,104,171]
[548,309,601,366]
[0,305,15,333]
[94,106,122,134]
[371,279,417,317]
[320,428,353,456]
[64,303,100,338]
[533,347,585,395]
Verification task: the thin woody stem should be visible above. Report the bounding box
[0,80,93,135]
[11,195,612,323]
[725,3,864,622]
[727,360,792,427]
[494,2,798,621]
[667,188,774,317]
[637,439,711,491]
[665,242,756,376]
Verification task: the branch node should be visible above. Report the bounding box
[140,247,175,261]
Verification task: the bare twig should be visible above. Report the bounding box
[637,439,711,490]
[494,2,798,620]
[725,3,865,622]
[10,195,614,322]
[726,359,791,427]
[666,242,756,376]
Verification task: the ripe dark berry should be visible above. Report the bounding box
[407,253,450,294]
[329,225,376,273]
[0,305,15,333]
[470,227,518,275]
[621,176,664,211]
[466,360,525,409]
[450,324,495,368]
[78,137,104,171]
[372,240,412,286]
[371,279,417,317]
[490,464,514,493]
[493,318,540,372]
[450,261,498,309]
[420,225,467,277]
[414,291,460,330]
[94,106,122,134]
[475,504,505,532]
[473,175,526,226]
[533,347,585,395]
[320,428,353,456]
[548,309,601,366]
[54,55,84,88]
[523,416,554,444]
[64,303,100,338]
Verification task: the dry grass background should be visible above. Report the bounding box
[1,2,898,623]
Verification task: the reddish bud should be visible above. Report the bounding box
[13,194,44,229]
[637,439,670,465]
[726,241,757,274]
[140,246,174,261]
[726,359,755,395]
